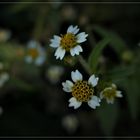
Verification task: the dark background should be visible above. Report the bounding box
[0,0,140,137]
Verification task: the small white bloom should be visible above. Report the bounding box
[100,84,123,104]
[62,70,100,109]
[0,29,11,42]
[25,40,46,66]
[50,25,88,60]
[62,114,79,134]
[46,65,64,84]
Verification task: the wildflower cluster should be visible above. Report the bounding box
[50,25,123,109]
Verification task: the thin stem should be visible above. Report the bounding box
[78,55,92,75]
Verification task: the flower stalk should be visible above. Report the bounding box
[77,55,92,75]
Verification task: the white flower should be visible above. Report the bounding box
[100,84,123,104]
[25,40,46,66]
[46,65,64,84]
[50,25,88,60]
[62,70,100,109]
[62,114,79,134]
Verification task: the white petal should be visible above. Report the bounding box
[50,35,61,48]
[100,92,104,99]
[88,96,101,109]
[70,48,75,56]
[67,25,79,34]
[25,56,32,63]
[35,56,45,66]
[76,45,83,52]
[73,28,80,34]
[112,83,117,89]
[27,40,38,48]
[68,97,82,109]
[88,75,99,87]
[50,42,59,48]
[62,80,74,92]
[106,98,114,104]
[54,47,66,60]
[76,32,88,43]
[70,48,78,56]
[71,70,83,82]
[116,91,123,98]
[70,45,83,56]
[67,25,73,33]
[52,35,61,43]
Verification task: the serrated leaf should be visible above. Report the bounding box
[88,38,110,73]
[97,101,119,135]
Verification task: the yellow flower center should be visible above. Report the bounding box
[28,48,39,59]
[60,33,77,51]
[103,88,116,99]
[72,81,94,102]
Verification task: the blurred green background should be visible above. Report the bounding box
[0,0,140,137]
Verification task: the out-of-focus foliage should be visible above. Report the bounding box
[0,1,140,137]
[88,38,110,73]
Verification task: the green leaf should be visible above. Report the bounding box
[118,66,140,119]
[88,38,110,73]
[97,101,119,135]
[105,65,135,82]
[118,77,139,120]
[109,52,140,119]
[94,25,127,54]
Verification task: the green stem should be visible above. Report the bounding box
[78,55,92,75]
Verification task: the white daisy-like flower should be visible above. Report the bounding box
[25,40,46,66]
[100,84,123,104]
[62,70,101,109]
[50,25,88,60]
